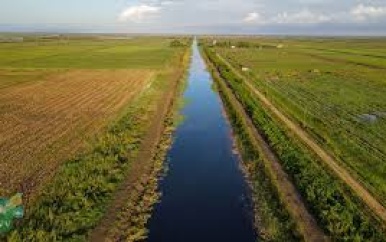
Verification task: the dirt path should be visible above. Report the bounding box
[88,68,184,241]
[216,53,386,225]
[207,53,327,241]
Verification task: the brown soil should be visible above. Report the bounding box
[0,69,154,202]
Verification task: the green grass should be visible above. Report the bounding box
[0,37,180,69]
[0,37,189,90]
[214,38,386,205]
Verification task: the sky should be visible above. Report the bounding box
[0,0,386,35]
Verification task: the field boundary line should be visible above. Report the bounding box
[205,51,327,242]
[216,52,386,224]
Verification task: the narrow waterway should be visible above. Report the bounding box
[147,40,256,242]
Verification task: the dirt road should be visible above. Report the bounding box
[216,53,386,225]
[89,66,186,241]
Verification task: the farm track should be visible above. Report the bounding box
[206,52,326,241]
[231,63,386,178]
[89,67,184,241]
[216,53,386,225]
[0,70,154,200]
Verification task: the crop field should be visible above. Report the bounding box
[0,35,190,240]
[202,38,386,240]
[0,37,177,69]
[0,69,154,198]
[0,36,186,200]
[213,38,386,205]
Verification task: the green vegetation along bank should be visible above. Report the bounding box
[213,38,386,205]
[203,43,386,241]
[202,47,299,241]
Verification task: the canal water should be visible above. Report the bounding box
[147,40,256,242]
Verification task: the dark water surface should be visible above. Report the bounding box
[147,40,256,242]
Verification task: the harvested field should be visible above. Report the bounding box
[0,69,55,89]
[0,69,154,199]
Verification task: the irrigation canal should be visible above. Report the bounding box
[146,40,256,241]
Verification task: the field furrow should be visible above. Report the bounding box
[0,69,154,197]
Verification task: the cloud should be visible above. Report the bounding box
[118,5,161,23]
[12,0,381,35]
[243,9,331,25]
[351,4,386,21]
[243,12,261,23]
[273,9,331,24]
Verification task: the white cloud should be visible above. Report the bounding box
[118,5,161,23]
[351,4,386,21]
[243,9,331,25]
[273,9,331,24]
[113,0,385,34]
[243,12,261,23]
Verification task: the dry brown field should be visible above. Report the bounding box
[0,69,154,197]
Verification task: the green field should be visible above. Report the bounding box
[0,36,184,91]
[202,38,386,240]
[0,37,178,69]
[213,38,386,205]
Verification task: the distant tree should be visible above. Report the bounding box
[236,41,252,48]
[170,39,185,47]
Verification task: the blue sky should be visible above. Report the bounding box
[1,0,386,35]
